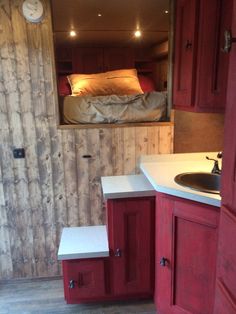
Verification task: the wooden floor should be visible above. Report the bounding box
[0,278,156,314]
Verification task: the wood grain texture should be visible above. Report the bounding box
[0,0,174,279]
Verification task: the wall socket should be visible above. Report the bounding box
[13,148,25,159]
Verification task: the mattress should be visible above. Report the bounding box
[63,92,167,124]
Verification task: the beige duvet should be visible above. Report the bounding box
[63,92,167,124]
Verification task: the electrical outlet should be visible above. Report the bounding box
[13,148,25,159]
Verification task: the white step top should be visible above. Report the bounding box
[58,225,109,260]
[101,174,155,199]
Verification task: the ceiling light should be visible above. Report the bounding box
[134,30,142,38]
[164,10,169,14]
[69,30,77,37]
[98,13,102,17]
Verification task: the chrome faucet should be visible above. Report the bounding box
[206,152,222,175]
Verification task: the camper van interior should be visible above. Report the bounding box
[0,0,236,313]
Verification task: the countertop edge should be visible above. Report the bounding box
[140,161,221,208]
[58,251,110,261]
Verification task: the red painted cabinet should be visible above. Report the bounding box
[61,196,155,303]
[173,0,232,112]
[155,193,220,314]
[214,0,236,312]
[106,197,155,297]
[62,259,109,303]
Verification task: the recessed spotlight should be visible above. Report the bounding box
[134,30,142,38]
[164,10,169,14]
[69,30,77,37]
[98,13,102,17]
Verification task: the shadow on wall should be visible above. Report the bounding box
[174,110,224,153]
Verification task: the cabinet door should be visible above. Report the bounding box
[195,0,232,112]
[156,193,219,314]
[173,0,198,109]
[214,1,236,311]
[107,197,155,296]
[214,207,236,313]
[62,259,107,303]
[103,48,134,72]
[73,48,103,74]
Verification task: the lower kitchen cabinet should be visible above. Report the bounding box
[106,197,155,297]
[155,193,220,314]
[62,258,110,303]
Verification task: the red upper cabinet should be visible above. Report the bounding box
[173,0,198,108]
[155,193,220,314]
[173,0,232,112]
[106,197,155,297]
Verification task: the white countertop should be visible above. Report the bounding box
[101,174,155,199]
[139,152,221,207]
[58,226,109,260]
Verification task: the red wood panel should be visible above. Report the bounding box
[173,0,198,108]
[62,259,106,303]
[214,206,236,312]
[215,278,236,314]
[103,48,134,71]
[155,194,173,312]
[73,48,103,73]
[156,193,219,314]
[173,216,217,313]
[214,2,236,311]
[195,0,232,112]
[107,197,155,296]
[220,0,236,210]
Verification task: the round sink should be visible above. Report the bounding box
[174,172,220,194]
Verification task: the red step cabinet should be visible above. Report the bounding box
[106,197,155,297]
[155,193,220,314]
[62,258,109,304]
[61,196,155,303]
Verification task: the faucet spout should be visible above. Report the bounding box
[206,156,221,175]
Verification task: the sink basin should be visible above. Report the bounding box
[174,172,220,194]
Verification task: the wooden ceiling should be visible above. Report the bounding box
[51,0,169,47]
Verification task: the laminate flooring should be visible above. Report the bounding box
[0,278,156,314]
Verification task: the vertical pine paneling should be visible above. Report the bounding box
[0,0,174,279]
[112,128,124,175]
[61,130,78,227]
[159,125,174,154]
[135,127,148,173]
[75,129,91,226]
[123,127,136,174]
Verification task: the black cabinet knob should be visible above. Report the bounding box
[160,257,168,267]
[69,279,75,289]
[185,39,192,50]
[114,248,122,257]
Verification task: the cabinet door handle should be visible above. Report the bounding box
[114,248,122,257]
[160,257,168,267]
[69,279,75,289]
[222,30,236,53]
[185,40,192,50]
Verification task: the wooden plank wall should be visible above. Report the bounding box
[0,0,173,279]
